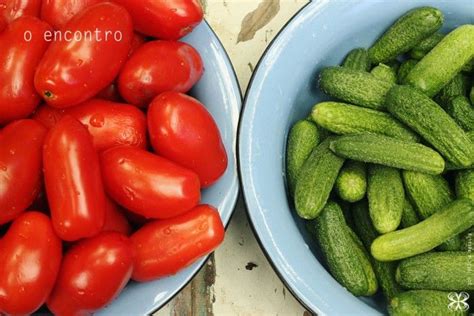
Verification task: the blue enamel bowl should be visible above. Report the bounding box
[239,1,473,315]
[97,21,241,315]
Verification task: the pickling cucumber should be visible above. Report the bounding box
[446,96,474,131]
[342,48,370,71]
[294,137,344,219]
[311,102,419,142]
[335,161,367,203]
[470,84,474,104]
[456,169,474,201]
[368,165,404,233]
[405,24,474,97]
[436,73,469,107]
[371,63,397,84]
[386,85,474,168]
[397,59,417,84]
[319,67,392,110]
[396,252,474,291]
[329,134,445,175]
[403,170,461,251]
[409,32,444,59]
[352,200,402,299]
[371,199,474,261]
[400,199,419,228]
[389,290,468,316]
[368,7,443,64]
[312,201,378,296]
[286,119,321,195]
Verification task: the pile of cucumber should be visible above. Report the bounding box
[286,7,474,315]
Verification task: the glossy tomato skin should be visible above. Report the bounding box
[103,197,132,235]
[33,100,147,151]
[112,0,203,40]
[40,0,101,30]
[118,40,203,107]
[43,115,106,241]
[148,92,227,187]
[0,120,47,224]
[0,212,62,315]
[0,17,51,125]
[34,2,133,108]
[47,232,133,315]
[32,104,64,129]
[0,0,42,25]
[101,146,201,219]
[131,204,224,281]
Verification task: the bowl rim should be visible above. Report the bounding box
[237,1,317,313]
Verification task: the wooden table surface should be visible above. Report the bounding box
[156,1,310,315]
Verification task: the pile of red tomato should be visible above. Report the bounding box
[0,1,228,315]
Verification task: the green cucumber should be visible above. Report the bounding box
[286,120,321,195]
[461,228,473,252]
[368,7,443,64]
[371,199,474,261]
[436,73,469,107]
[462,58,474,73]
[398,59,418,84]
[405,24,474,97]
[329,134,445,175]
[342,48,370,71]
[368,165,404,233]
[312,201,378,296]
[400,199,419,228]
[402,171,461,251]
[294,137,344,219]
[319,67,392,110]
[409,32,444,59]
[446,96,474,132]
[396,252,474,291]
[470,84,474,105]
[352,200,402,299]
[311,102,419,142]
[389,290,468,316]
[386,85,474,168]
[371,63,397,84]
[335,161,367,203]
[456,170,474,201]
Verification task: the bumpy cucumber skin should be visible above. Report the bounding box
[329,134,445,175]
[405,25,474,97]
[336,161,367,203]
[386,85,474,168]
[402,171,454,219]
[342,48,370,71]
[461,228,473,252]
[294,137,344,219]
[371,63,397,84]
[319,67,392,110]
[312,201,378,296]
[311,102,419,142]
[368,7,443,64]
[403,171,462,251]
[368,165,404,234]
[389,290,467,316]
[398,59,418,84]
[436,73,469,107]
[400,199,419,228]
[396,252,474,291]
[446,96,474,131]
[371,199,474,262]
[286,120,321,195]
[352,201,402,299]
[456,169,474,202]
[409,32,444,59]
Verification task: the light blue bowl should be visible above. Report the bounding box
[98,21,241,315]
[239,1,473,315]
